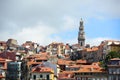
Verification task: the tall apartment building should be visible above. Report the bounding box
[6,61,28,80]
[108,58,120,80]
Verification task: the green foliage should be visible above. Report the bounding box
[105,51,120,63]
[101,51,120,69]
[99,61,105,68]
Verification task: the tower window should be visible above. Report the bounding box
[81,42,83,46]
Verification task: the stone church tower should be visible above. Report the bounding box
[78,18,85,47]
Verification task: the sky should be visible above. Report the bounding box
[0,0,120,46]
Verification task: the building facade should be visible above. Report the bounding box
[6,61,27,80]
[108,58,120,80]
[30,66,54,80]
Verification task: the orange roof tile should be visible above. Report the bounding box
[76,63,106,73]
[57,59,75,65]
[76,59,87,64]
[67,65,80,68]
[0,75,5,78]
[27,61,42,66]
[85,47,98,52]
[32,66,54,73]
[35,57,48,61]
[110,58,120,60]
[59,71,75,79]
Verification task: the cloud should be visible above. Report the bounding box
[0,0,120,46]
[0,16,77,45]
[86,37,120,46]
[11,22,57,45]
[65,37,120,47]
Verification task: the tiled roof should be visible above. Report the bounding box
[59,71,75,79]
[32,66,54,73]
[0,74,5,78]
[65,45,71,50]
[0,51,16,61]
[35,57,48,61]
[57,59,75,65]
[110,58,120,60]
[67,65,80,68]
[76,59,87,64]
[0,57,8,70]
[76,62,106,73]
[27,61,42,67]
[85,47,98,52]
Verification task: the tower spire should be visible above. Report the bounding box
[78,18,85,47]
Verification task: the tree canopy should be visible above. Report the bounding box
[105,51,120,63]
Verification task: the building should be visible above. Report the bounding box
[6,39,18,51]
[107,58,120,80]
[100,40,120,60]
[0,51,16,61]
[30,65,54,80]
[75,62,107,80]
[78,18,85,47]
[64,44,71,55]
[6,62,22,80]
[6,61,28,80]
[109,42,120,53]
[46,42,65,55]
[58,71,75,80]
[58,60,107,80]
[0,41,6,52]
[82,47,99,63]
[0,58,9,80]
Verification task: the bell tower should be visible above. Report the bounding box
[78,18,85,47]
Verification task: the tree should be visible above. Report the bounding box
[100,51,120,69]
[105,51,120,63]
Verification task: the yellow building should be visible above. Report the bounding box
[31,66,54,80]
[46,42,65,55]
[102,40,120,54]
[109,42,120,53]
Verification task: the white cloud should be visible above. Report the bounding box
[62,16,77,30]
[6,16,77,45]
[86,37,119,46]
[10,22,57,45]
[64,37,120,47]
[0,0,120,46]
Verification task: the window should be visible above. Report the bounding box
[33,75,36,79]
[46,74,50,80]
[81,42,83,46]
[118,76,120,80]
[88,78,92,80]
[40,75,43,78]
[113,76,116,80]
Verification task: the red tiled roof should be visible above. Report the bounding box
[59,71,75,79]
[85,47,98,52]
[27,61,42,67]
[110,58,120,60]
[57,59,75,65]
[76,62,106,73]
[0,75,5,78]
[76,59,87,64]
[32,66,54,73]
[0,52,16,61]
